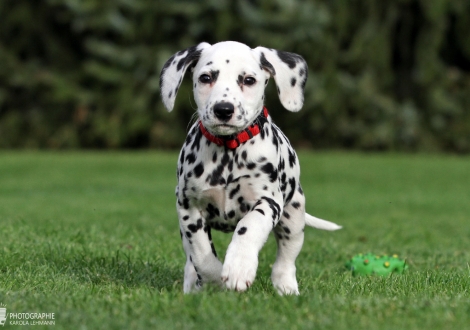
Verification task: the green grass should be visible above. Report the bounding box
[0,151,469,329]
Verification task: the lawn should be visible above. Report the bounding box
[0,151,469,329]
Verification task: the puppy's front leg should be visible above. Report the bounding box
[178,205,222,292]
[221,197,282,292]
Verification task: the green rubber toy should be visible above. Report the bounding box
[345,253,408,276]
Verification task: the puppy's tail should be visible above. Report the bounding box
[305,213,342,231]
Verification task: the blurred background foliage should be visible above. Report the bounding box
[0,0,469,152]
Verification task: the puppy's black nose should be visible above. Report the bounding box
[214,102,234,122]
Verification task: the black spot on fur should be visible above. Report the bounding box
[255,209,265,215]
[227,210,236,218]
[261,196,281,222]
[261,162,278,182]
[247,162,256,170]
[183,215,189,221]
[211,242,217,257]
[238,196,249,213]
[237,227,247,235]
[221,152,230,166]
[291,77,296,87]
[206,61,213,65]
[229,184,241,199]
[226,173,234,185]
[285,177,296,203]
[208,164,224,186]
[278,158,285,171]
[260,126,266,140]
[260,52,276,75]
[276,50,303,69]
[176,46,203,71]
[281,172,287,184]
[271,129,280,151]
[291,201,301,209]
[210,70,219,82]
[252,200,262,209]
[288,149,296,167]
[226,59,230,63]
[194,162,204,178]
[179,149,186,166]
[190,129,203,152]
[231,174,251,183]
[186,153,196,164]
[206,203,220,219]
[188,218,204,233]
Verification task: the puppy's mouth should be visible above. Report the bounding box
[209,123,242,136]
[214,123,237,129]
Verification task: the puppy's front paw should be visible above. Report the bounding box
[221,243,258,292]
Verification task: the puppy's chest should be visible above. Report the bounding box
[179,149,276,232]
[196,175,260,232]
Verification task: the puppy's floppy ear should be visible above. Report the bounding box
[160,42,211,111]
[253,47,308,112]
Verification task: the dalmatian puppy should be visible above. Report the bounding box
[160,41,341,295]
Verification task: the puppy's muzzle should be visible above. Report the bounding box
[214,102,234,122]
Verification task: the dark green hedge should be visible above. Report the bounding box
[1,0,469,151]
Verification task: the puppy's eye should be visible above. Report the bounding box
[199,74,212,84]
[243,77,256,86]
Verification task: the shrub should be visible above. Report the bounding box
[0,0,469,152]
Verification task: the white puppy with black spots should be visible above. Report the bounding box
[160,41,341,295]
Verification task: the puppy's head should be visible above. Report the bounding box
[160,41,308,136]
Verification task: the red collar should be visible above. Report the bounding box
[199,107,269,149]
